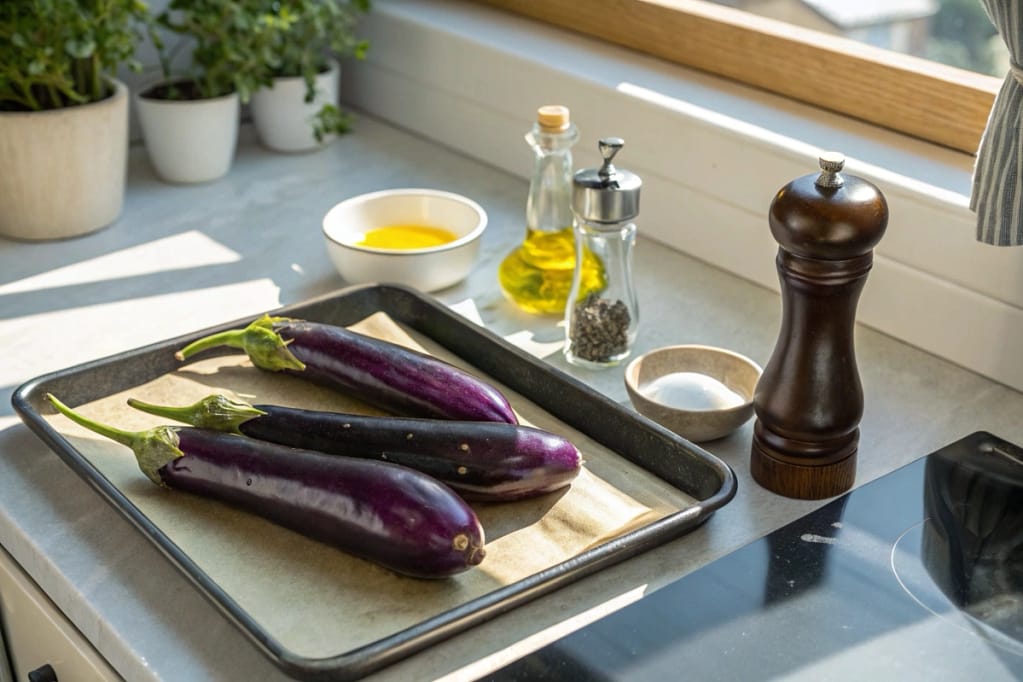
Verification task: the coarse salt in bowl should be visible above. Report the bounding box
[322,188,487,293]
[625,344,763,442]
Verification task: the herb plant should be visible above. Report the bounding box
[151,0,275,102]
[264,0,369,90]
[0,0,148,111]
[151,0,368,107]
[261,0,370,139]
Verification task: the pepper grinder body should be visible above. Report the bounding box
[751,154,888,499]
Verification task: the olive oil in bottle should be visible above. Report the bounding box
[499,226,605,314]
[499,106,602,314]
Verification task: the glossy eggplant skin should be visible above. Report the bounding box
[274,320,518,424]
[165,429,486,578]
[240,404,582,501]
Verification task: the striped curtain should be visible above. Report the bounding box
[971,0,1023,246]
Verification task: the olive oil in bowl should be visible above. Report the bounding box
[322,188,487,292]
[356,224,458,250]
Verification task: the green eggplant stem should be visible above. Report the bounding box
[45,393,183,486]
[174,315,306,373]
[127,395,266,434]
[46,393,135,447]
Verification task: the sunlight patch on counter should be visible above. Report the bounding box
[449,298,485,325]
[435,584,648,682]
[0,231,240,296]
[448,298,565,360]
[500,330,564,359]
[0,279,280,389]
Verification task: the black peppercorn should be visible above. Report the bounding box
[569,294,631,362]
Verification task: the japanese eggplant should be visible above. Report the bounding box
[46,394,485,579]
[127,394,583,502]
[174,315,518,424]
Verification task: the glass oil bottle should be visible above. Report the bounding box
[498,105,604,314]
[564,137,642,368]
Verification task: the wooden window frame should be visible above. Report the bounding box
[473,0,1001,154]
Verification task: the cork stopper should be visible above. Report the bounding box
[536,105,570,133]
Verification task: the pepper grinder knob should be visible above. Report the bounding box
[815,151,845,188]
[751,152,889,499]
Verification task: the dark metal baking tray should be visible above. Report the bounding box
[12,284,737,681]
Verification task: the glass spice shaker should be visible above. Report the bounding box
[564,137,642,368]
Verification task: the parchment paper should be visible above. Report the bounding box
[45,313,695,659]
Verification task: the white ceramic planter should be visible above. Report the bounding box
[251,60,341,152]
[0,80,128,241]
[136,85,239,183]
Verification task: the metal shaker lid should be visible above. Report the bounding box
[572,137,641,223]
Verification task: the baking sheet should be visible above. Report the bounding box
[13,284,736,680]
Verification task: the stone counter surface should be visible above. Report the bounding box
[1,117,1021,681]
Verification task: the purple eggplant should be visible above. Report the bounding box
[46,394,485,579]
[174,315,518,424]
[127,394,583,502]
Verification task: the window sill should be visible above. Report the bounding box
[345,0,1023,392]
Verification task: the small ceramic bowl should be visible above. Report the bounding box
[322,188,487,292]
[624,344,763,442]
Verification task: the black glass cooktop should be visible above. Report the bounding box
[485,432,1023,681]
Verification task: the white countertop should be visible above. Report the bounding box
[2,116,1022,681]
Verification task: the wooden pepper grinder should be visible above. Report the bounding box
[751,152,888,499]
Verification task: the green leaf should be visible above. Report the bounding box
[1,0,149,109]
[65,39,97,60]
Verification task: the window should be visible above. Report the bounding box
[718,0,1009,77]
[472,0,1002,154]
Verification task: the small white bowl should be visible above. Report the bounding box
[625,345,763,442]
[322,188,487,292]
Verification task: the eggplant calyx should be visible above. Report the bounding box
[46,394,184,486]
[127,394,266,434]
[174,315,306,372]
[134,426,186,485]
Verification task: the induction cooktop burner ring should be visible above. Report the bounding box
[891,518,1023,657]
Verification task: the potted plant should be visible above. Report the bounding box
[0,0,148,241]
[137,0,274,183]
[249,0,370,153]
